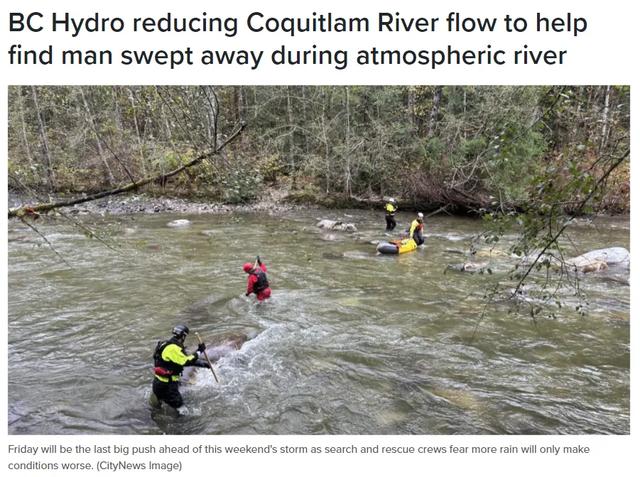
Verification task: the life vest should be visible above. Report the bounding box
[253,269,270,293]
[153,338,185,379]
[409,219,423,237]
[385,203,397,215]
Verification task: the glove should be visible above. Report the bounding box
[194,360,211,368]
[256,255,262,265]
[197,343,206,353]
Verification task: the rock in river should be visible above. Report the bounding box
[167,219,191,228]
[445,261,492,274]
[316,219,358,233]
[566,247,630,271]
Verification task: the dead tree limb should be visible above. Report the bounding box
[18,217,72,267]
[509,148,629,298]
[9,121,247,219]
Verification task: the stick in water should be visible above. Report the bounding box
[195,332,219,383]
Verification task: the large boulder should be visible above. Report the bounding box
[520,246,630,274]
[566,247,630,271]
[316,219,358,233]
[202,333,249,362]
[182,333,251,382]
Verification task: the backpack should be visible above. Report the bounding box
[254,269,269,293]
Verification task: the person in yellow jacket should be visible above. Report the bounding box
[408,212,425,245]
[385,198,398,231]
[151,324,210,411]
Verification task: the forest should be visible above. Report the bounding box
[8,85,630,215]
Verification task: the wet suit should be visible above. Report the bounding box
[385,202,398,231]
[152,337,209,409]
[246,262,271,301]
[408,218,425,246]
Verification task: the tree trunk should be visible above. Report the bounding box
[80,87,115,186]
[407,86,416,129]
[599,85,611,153]
[9,121,247,219]
[427,86,443,137]
[344,86,352,197]
[160,101,174,145]
[232,86,242,123]
[127,87,147,176]
[233,86,248,148]
[320,90,331,194]
[17,87,34,170]
[301,85,310,155]
[30,86,55,190]
[202,86,218,149]
[286,86,296,187]
[111,86,123,131]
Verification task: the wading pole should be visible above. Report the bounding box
[195,332,219,383]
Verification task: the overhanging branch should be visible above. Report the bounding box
[9,121,246,219]
[509,148,629,298]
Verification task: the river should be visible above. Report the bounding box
[7,208,630,434]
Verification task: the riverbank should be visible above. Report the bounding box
[8,188,314,217]
[7,185,628,219]
[8,186,436,218]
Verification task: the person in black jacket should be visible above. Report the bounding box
[150,324,210,412]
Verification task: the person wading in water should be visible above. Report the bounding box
[243,256,271,302]
[384,198,398,231]
[408,212,425,245]
[150,324,210,414]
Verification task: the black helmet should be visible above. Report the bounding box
[172,324,189,339]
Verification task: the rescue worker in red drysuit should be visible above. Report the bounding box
[243,256,271,301]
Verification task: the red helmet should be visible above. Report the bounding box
[243,263,254,273]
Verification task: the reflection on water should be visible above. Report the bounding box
[8,209,630,434]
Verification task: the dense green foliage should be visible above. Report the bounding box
[8,85,629,212]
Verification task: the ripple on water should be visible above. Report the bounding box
[7,212,630,434]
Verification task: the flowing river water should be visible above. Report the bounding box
[7,208,630,435]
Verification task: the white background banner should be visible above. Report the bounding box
[2,1,637,476]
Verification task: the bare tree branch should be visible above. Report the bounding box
[509,148,629,298]
[9,121,246,219]
[18,217,72,268]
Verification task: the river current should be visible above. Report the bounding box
[7,209,630,434]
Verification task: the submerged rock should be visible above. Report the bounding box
[445,248,466,255]
[316,219,358,233]
[319,233,339,242]
[167,219,191,228]
[578,260,608,273]
[183,333,252,382]
[520,247,630,274]
[202,333,249,362]
[566,247,630,271]
[474,248,511,258]
[343,251,371,259]
[445,261,492,274]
